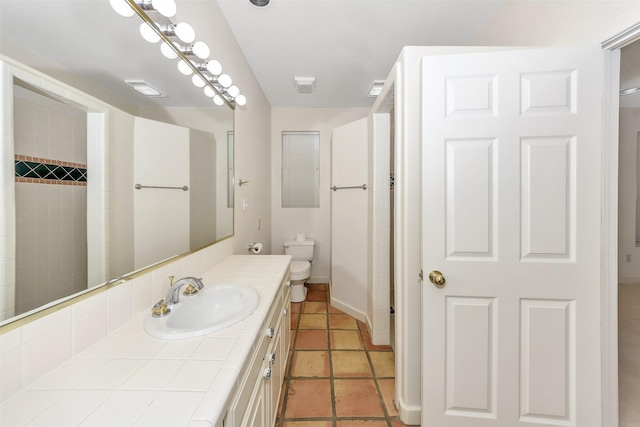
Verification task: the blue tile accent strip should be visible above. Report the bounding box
[14,159,87,182]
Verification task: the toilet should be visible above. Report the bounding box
[284,237,316,302]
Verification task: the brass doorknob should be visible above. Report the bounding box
[428,270,446,288]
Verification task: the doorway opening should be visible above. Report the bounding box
[617,39,640,427]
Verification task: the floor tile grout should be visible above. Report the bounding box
[276,284,411,427]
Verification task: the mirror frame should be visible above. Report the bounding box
[0,54,234,333]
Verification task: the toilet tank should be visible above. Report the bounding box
[284,239,315,261]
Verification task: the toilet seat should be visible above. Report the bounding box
[290,260,311,281]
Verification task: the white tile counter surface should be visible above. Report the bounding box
[1,255,291,427]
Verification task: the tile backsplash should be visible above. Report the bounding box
[0,237,234,403]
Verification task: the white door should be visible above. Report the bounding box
[421,46,604,426]
[331,118,368,315]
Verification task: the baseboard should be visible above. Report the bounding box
[396,397,421,425]
[308,276,330,284]
[330,297,367,323]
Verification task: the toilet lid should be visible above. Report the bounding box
[290,260,311,274]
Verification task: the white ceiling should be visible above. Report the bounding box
[1,0,640,109]
[217,0,640,107]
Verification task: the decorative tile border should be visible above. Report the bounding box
[15,155,87,186]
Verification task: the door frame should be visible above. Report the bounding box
[600,23,640,427]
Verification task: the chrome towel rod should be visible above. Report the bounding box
[331,184,367,191]
[135,183,189,191]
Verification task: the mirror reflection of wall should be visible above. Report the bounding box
[0,60,235,326]
[13,84,88,315]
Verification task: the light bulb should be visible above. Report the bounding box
[174,22,195,43]
[206,60,222,76]
[178,60,194,76]
[160,41,180,59]
[204,86,216,97]
[109,0,134,17]
[140,22,161,43]
[218,74,232,88]
[213,95,224,106]
[227,85,240,97]
[151,0,176,17]
[235,94,247,106]
[192,75,206,87]
[192,41,210,60]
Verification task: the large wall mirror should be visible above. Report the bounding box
[0,0,234,326]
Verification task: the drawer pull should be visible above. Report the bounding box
[283,307,289,316]
[264,367,272,380]
[266,327,275,338]
[287,280,291,287]
[269,352,276,364]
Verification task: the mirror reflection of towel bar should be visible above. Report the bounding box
[134,183,189,191]
[330,184,367,191]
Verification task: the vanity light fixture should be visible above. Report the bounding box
[192,74,206,88]
[178,59,195,75]
[367,80,385,97]
[110,0,176,17]
[205,60,223,76]
[110,0,247,108]
[172,22,196,43]
[192,41,210,60]
[140,22,161,43]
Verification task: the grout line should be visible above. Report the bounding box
[278,285,401,426]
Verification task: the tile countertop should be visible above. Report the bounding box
[1,255,292,427]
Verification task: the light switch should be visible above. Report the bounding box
[242,199,248,211]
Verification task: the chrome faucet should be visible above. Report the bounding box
[165,277,205,305]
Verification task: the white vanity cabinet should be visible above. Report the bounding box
[224,274,291,427]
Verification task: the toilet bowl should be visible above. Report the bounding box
[284,238,315,302]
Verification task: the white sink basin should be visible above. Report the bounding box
[144,283,259,340]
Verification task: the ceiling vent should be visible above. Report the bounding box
[125,80,165,97]
[294,77,315,94]
[367,80,386,98]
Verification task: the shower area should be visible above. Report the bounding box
[12,83,88,315]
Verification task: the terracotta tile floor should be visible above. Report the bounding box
[276,283,413,427]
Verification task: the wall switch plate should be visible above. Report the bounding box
[626,254,631,262]
[242,199,248,211]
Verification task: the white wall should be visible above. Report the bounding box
[176,1,273,257]
[190,129,217,249]
[330,118,368,319]
[271,108,369,282]
[133,117,190,269]
[109,109,135,279]
[618,108,640,281]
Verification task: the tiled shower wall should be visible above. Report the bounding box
[13,96,88,315]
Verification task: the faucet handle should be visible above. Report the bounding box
[151,299,170,317]
[184,284,199,296]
